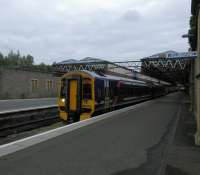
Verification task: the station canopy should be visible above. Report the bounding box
[54,57,170,86]
[141,51,196,85]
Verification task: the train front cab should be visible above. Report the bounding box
[58,72,95,123]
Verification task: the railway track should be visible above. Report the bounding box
[0,106,59,137]
[0,97,161,138]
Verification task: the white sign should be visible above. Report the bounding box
[166,52,197,58]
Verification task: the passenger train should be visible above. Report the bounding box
[58,71,167,123]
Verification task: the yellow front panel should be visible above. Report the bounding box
[69,80,77,111]
[59,71,95,122]
[60,111,68,120]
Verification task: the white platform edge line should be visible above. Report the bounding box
[0,105,58,115]
[0,98,57,102]
[0,100,153,157]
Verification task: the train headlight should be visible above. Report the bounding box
[61,98,65,103]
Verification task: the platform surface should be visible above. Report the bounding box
[0,93,182,175]
[0,98,57,113]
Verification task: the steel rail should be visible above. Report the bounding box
[0,106,59,137]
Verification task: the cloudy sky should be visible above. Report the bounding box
[0,0,191,64]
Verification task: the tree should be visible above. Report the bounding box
[26,55,34,67]
[0,52,4,65]
[0,50,54,72]
[7,50,20,66]
[52,62,57,66]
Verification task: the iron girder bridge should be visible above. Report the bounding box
[54,52,196,84]
[55,58,192,73]
[54,62,108,73]
[140,57,195,84]
[114,57,194,72]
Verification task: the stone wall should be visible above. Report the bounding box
[0,68,60,99]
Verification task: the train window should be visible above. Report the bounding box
[97,88,105,102]
[83,84,92,99]
[97,89,101,98]
[60,79,67,98]
[113,86,118,96]
[104,80,109,97]
[135,86,141,96]
[83,79,92,99]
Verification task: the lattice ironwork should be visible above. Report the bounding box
[54,62,107,72]
[54,55,195,84]
[113,58,192,72]
[112,61,141,72]
[55,56,195,73]
[142,58,191,70]
[140,58,192,84]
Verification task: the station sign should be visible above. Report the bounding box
[166,51,197,59]
[147,51,197,59]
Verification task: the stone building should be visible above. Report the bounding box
[0,68,60,99]
[189,0,200,145]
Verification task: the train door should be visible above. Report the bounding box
[104,80,110,110]
[66,77,81,122]
[69,80,78,111]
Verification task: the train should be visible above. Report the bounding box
[58,70,168,123]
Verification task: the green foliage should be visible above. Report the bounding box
[0,50,54,72]
[0,52,4,64]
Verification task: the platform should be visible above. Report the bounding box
[0,93,186,175]
[0,98,57,113]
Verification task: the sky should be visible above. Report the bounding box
[0,0,191,64]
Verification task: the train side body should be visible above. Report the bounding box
[58,71,167,123]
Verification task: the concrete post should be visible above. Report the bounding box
[195,8,200,145]
[189,60,194,112]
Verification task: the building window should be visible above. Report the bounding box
[47,80,53,91]
[31,79,38,92]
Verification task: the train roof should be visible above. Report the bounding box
[82,70,148,86]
